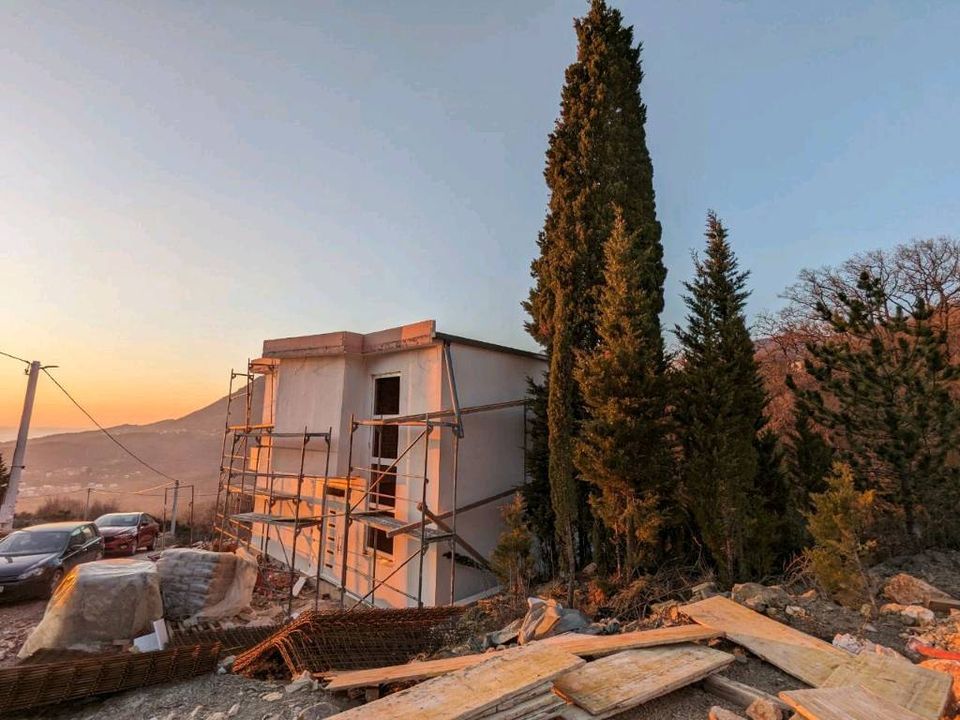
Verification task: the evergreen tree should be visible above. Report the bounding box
[785,403,834,538]
[789,272,960,549]
[574,211,671,576]
[675,212,766,583]
[750,428,793,573]
[524,0,663,597]
[520,378,557,577]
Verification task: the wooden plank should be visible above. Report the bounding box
[702,674,791,713]
[324,646,584,720]
[683,596,848,686]
[928,597,960,612]
[538,624,723,657]
[477,690,564,720]
[780,686,928,720]
[819,653,951,720]
[553,644,735,716]
[322,625,722,691]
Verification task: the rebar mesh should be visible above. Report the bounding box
[233,606,465,678]
[170,624,283,656]
[0,643,220,714]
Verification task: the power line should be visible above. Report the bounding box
[40,367,184,491]
[0,349,30,366]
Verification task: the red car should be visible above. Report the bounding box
[94,512,161,555]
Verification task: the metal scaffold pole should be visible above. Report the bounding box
[339,415,356,608]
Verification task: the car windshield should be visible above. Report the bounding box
[0,530,69,555]
[96,514,139,528]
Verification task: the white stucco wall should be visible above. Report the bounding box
[434,343,547,604]
[248,334,545,608]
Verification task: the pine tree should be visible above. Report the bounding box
[675,212,766,583]
[574,211,671,576]
[749,428,792,573]
[789,272,960,549]
[784,403,834,544]
[524,0,663,598]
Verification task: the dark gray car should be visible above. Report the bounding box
[0,521,104,600]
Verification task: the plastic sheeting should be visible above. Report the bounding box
[18,559,163,659]
[157,547,257,622]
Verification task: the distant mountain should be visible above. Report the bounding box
[0,379,263,516]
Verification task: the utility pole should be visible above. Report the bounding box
[83,487,92,518]
[0,361,41,532]
[169,480,180,542]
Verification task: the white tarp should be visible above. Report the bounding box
[157,547,257,622]
[19,559,163,658]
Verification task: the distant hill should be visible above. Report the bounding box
[0,379,263,516]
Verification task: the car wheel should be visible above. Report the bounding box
[47,569,64,598]
[129,541,138,556]
[148,536,156,551]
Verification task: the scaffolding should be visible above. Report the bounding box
[213,344,529,613]
[213,361,332,616]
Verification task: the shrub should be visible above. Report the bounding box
[805,462,877,607]
[491,495,535,597]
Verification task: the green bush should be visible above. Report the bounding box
[805,462,876,607]
[491,495,535,597]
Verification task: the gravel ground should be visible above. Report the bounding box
[8,672,356,720]
[0,597,47,667]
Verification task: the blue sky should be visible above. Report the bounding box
[1,0,958,427]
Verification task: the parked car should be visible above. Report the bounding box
[0,521,104,600]
[94,512,160,555]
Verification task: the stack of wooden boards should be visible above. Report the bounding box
[684,596,953,720]
[320,595,956,720]
[321,625,734,719]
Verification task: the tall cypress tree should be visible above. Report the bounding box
[524,0,663,597]
[675,212,766,583]
[575,210,671,576]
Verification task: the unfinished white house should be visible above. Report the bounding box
[215,320,546,609]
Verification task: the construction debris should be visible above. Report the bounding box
[157,547,258,622]
[18,559,163,659]
[0,642,220,714]
[517,597,590,644]
[830,632,903,658]
[701,675,790,714]
[320,624,722,691]
[170,622,283,656]
[552,643,733,718]
[779,685,927,720]
[683,595,848,686]
[325,645,584,720]
[233,606,465,678]
[817,652,950,720]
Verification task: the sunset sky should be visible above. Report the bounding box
[2,1,958,430]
